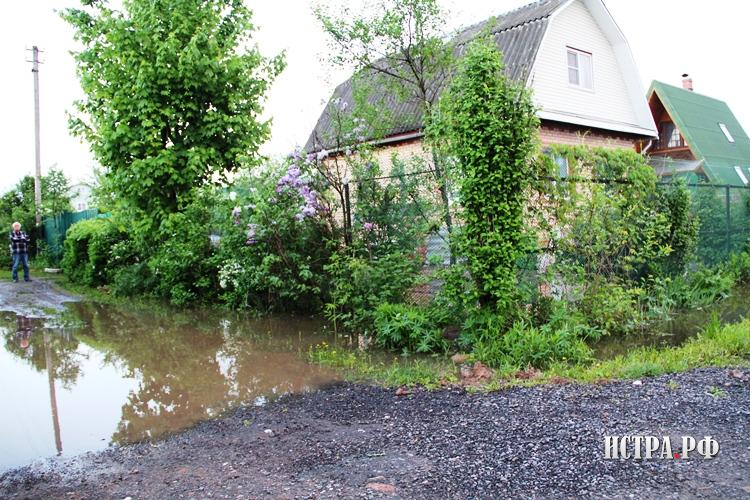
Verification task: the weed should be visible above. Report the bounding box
[707,386,728,398]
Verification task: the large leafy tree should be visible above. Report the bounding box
[62,0,284,218]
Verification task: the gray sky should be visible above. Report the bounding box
[1,1,748,194]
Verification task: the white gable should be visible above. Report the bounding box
[528,0,657,137]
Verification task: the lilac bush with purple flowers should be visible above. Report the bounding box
[215,159,334,311]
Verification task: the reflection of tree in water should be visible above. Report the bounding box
[0,313,84,388]
[69,302,335,445]
[69,302,230,444]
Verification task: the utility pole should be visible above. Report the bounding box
[30,46,43,228]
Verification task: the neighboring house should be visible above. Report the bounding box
[645,77,750,186]
[306,0,657,165]
[69,182,94,212]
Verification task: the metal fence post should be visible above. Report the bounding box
[725,185,731,256]
[343,181,352,247]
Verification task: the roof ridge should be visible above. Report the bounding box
[452,0,563,41]
[652,80,729,106]
[498,0,553,24]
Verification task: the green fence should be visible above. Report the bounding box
[43,209,99,262]
[687,183,750,266]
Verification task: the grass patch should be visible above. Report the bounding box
[308,342,456,388]
[309,318,750,388]
[548,317,750,382]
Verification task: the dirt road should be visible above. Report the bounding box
[0,278,78,318]
[1,368,749,499]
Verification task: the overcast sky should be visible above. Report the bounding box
[1,0,748,194]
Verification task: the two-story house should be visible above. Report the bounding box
[305,0,658,164]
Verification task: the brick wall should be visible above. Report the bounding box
[368,122,642,160]
[369,138,430,171]
[538,121,640,150]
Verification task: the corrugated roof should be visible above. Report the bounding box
[305,0,568,152]
[649,80,750,187]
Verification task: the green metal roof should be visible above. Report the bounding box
[648,80,750,187]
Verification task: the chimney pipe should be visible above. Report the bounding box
[682,73,693,91]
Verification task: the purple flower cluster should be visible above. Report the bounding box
[276,164,321,222]
[231,206,242,225]
[246,223,258,245]
[363,221,375,232]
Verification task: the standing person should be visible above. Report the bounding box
[9,222,31,283]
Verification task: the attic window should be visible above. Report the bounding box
[735,166,749,185]
[567,48,593,90]
[659,122,684,149]
[719,123,735,143]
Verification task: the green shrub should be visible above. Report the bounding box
[62,218,123,286]
[111,262,155,297]
[432,38,538,311]
[681,266,734,306]
[580,280,643,335]
[373,303,446,353]
[468,319,592,370]
[726,251,750,285]
[325,252,421,333]
[427,262,476,327]
[460,302,595,370]
[215,164,333,312]
[148,192,222,306]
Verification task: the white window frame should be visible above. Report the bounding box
[567,47,593,91]
[719,123,735,143]
[734,166,748,185]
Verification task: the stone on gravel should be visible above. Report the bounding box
[450,354,469,364]
[366,482,396,494]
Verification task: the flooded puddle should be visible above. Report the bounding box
[593,289,749,359]
[0,301,340,472]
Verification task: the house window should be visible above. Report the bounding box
[734,166,748,185]
[659,122,684,149]
[554,155,569,178]
[567,48,593,90]
[719,123,735,143]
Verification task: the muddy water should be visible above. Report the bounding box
[0,302,340,472]
[593,289,750,359]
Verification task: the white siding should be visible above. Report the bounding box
[529,0,640,131]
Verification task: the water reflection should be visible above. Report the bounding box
[593,288,749,359]
[0,302,339,471]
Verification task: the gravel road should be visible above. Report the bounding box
[1,367,748,499]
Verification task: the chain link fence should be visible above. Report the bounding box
[344,171,750,304]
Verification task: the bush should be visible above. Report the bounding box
[215,164,333,311]
[325,252,422,333]
[147,191,223,306]
[373,303,446,353]
[580,280,643,335]
[432,38,538,310]
[111,262,155,297]
[469,319,592,370]
[426,262,476,327]
[62,217,123,286]
[459,301,596,370]
[726,251,750,285]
